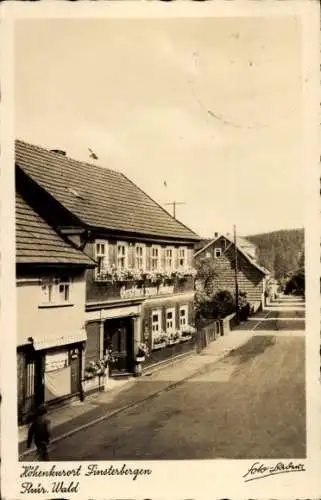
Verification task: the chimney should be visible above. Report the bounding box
[214,232,219,238]
[50,149,66,156]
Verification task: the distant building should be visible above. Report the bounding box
[15,140,200,386]
[16,192,94,424]
[194,233,269,312]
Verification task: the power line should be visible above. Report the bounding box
[165,201,186,219]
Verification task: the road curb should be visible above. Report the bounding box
[19,333,254,459]
[142,349,196,377]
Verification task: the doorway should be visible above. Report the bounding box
[104,317,134,374]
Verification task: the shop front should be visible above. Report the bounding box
[84,302,142,382]
[104,317,134,375]
[17,331,86,424]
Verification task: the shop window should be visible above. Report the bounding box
[44,351,71,402]
[117,242,128,269]
[41,277,72,305]
[166,308,176,333]
[178,246,187,268]
[165,246,175,270]
[214,248,222,258]
[179,305,189,328]
[151,310,161,334]
[135,243,146,270]
[95,240,108,277]
[45,351,70,372]
[151,245,161,271]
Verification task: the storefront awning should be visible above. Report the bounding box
[32,329,87,351]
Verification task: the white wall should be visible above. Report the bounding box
[17,271,87,347]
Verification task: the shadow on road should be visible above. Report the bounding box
[227,335,276,364]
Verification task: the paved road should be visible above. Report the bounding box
[44,301,305,460]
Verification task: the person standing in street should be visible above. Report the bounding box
[27,403,51,461]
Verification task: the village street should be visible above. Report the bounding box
[22,296,305,461]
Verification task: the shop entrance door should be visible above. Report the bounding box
[104,318,133,374]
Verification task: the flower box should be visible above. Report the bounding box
[152,341,166,350]
[180,334,192,342]
[168,338,180,346]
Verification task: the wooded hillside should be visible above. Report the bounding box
[246,229,304,279]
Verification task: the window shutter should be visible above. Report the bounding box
[175,305,180,330]
[174,247,179,269]
[146,245,151,271]
[187,248,193,267]
[161,308,165,333]
[187,303,192,324]
[109,241,117,267]
[102,243,108,271]
[160,246,166,270]
[128,243,134,269]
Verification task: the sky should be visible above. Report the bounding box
[14,17,303,238]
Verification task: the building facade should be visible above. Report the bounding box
[15,140,200,381]
[16,192,94,424]
[194,234,269,311]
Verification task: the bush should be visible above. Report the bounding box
[211,290,236,319]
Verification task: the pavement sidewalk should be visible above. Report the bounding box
[19,324,256,458]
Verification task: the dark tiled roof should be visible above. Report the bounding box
[194,234,269,275]
[16,192,94,266]
[195,235,255,253]
[15,140,200,241]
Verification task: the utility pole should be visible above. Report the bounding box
[165,201,186,219]
[233,224,239,323]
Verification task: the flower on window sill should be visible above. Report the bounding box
[153,332,168,345]
[132,269,144,281]
[136,342,150,358]
[181,325,196,336]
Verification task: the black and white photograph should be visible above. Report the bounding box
[0,2,320,499]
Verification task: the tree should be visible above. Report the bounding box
[194,256,218,322]
[194,257,237,322]
[284,251,305,296]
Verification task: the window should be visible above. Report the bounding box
[95,240,108,276]
[165,247,175,270]
[135,244,145,270]
[166,308,176,333]
[117,242,128,269]
[41,277,72,305]
[151,245,161,271]
[178,247,187,268]
[214,248,222,258]
[179,305,188,327]
[151,310,161,333]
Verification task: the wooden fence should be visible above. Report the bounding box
[196,312,237,353]
[196,320,221,352]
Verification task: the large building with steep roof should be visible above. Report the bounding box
[16,140,200,386]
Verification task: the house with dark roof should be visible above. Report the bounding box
[16,192,94,424]
[16,140,200,382]
[194,233,269,312]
